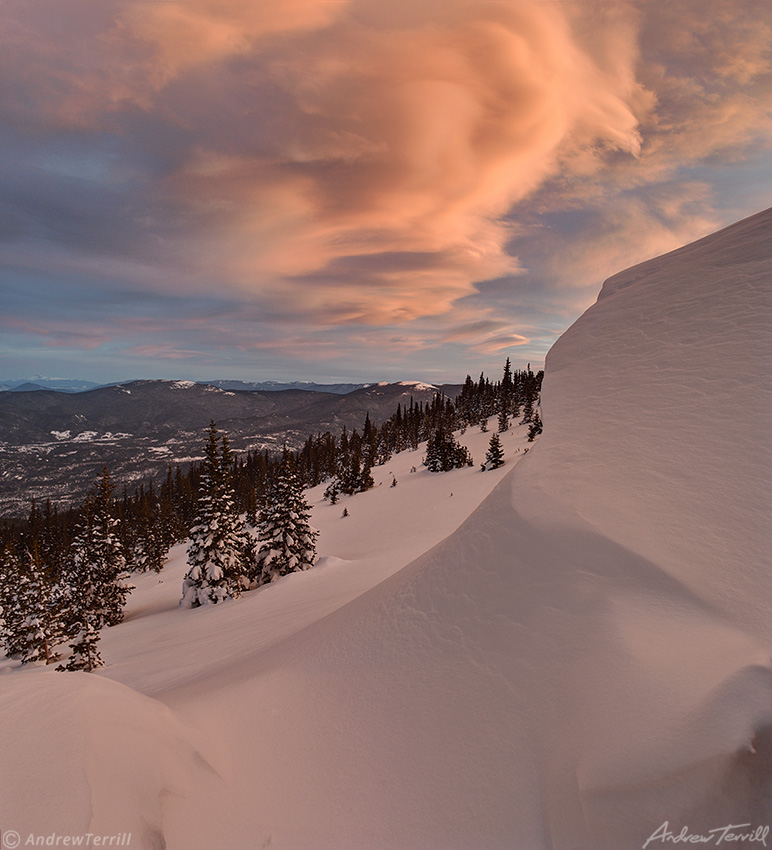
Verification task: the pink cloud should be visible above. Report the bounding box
[1,317,111,350]
[125,344,210,361]
[0,1,649,321]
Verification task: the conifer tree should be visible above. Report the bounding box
[497,403,509,433]
[64,468,132,630]
[181,422,252,607]
[55,468,131,671]
[423,427,442,472]
[253,453,318,586]
[521,392,534,424]
[132,483,168,572]
[502,357,514,396]
[424,426,473,472]
[324,479,340,504]
[0,541,27,659]
[527,410,543,442]
[12,544,65,665]
[323,438,374,500]
[482,433,505,471]
[59,618,103,672]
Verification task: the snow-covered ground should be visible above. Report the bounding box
[1,208,770,850]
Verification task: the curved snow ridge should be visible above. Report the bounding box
[146,464,772,850]
[0,670,231,848]
[597,207,772,301]
[531,206,772,643]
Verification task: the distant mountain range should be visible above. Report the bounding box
[0,378,102,393]
[0,378,371,395]
[201,380,371,394]
[0,379,460,517]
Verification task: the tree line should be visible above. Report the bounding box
[0,360,542,670]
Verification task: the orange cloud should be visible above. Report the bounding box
[1,0,649,320]
[149,0,650,322]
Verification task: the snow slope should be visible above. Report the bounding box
[1,209,771,849]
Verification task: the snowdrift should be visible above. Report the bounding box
[525,207,772,644]
[2,209,771,849]
[0,670,232,847]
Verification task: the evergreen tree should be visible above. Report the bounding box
[59,618,103,672]
[527,410,543,442]
[13,544,65,665]
[245,487,259,528]
[502,357,514,396]
[424,426,473,472]
[323,436,374,500]
[521,392,534,424]
[482,433,505,471]
[253,453,318,586]
[423,428,444,473]
[324,479,340,504]
[54,468,131,671]
[0,541,27,659]
[64,468,132,630]
[181,422,252,607]
[497,403,509,433]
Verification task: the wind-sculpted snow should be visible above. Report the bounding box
[529,206,772,642]
[0,671,230,849]
[2,210,770,849]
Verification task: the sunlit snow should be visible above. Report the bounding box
[1,209,770,850]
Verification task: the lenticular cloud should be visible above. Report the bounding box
[156,0,650,320]
[0,0,650,324]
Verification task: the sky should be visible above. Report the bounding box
[1,0,771,385]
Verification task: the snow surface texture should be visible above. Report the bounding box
[2,209,771,849]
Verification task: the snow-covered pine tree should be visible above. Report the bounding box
[423,427,444,472]
[55,468,132,671]
[181,422,252,607]
[324,478,340,504]
[0,541,27,659]
[59,617,103,672]
[481,433,505,471]
[63,468,132,631]
[253,452,318,586]
[12,543,65,665]
[527,410,543,442]
[323,438,374,501]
